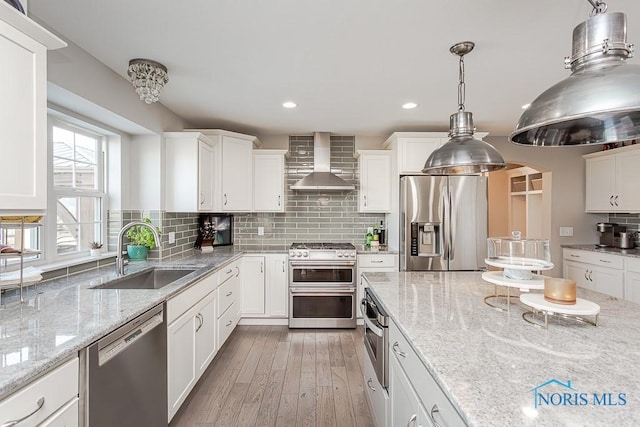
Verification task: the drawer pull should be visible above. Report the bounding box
[599,259,611,263]
[428,404,443,427]
[226,268,233,274]
[226,291,233,297]
[371,260,383,264]
[570,254,580,258]
[1,397,45,427]
[406,413,417,427]
[392,341,406,358]
[226,320,232,327]
[366,378,376,392]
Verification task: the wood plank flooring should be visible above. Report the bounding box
[170,325,375,427]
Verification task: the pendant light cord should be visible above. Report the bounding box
[458,55,465,112]
[587,0,607,16]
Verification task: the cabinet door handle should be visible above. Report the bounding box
[392,341,406,358]
[282,260,285,272]
[366,378,376,392]
[226,291,233,297]
[226,320,232,327]
[224,194,228,206]
[610,195,614,206]
[364,195,367,207]
[278,195,281,206]
[406,413,417,427]
[614,195,619,206]
[200,192,205,205]
[196,313,204,332]
[1,397,45,427]
[260,262,264,273]
[584,270,589,281]
[588,270,593,281]
[428,404,443,427]
[235,266,240,277]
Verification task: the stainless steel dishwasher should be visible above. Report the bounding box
[81,303,167,427]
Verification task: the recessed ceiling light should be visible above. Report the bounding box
[282,102,297,109]
[521,103,531,110]
[402,102,418,109]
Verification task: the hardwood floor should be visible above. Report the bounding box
[170,325,374,427]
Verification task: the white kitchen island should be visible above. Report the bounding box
[363,271,640,426]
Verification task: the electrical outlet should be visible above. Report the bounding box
[559,227,573,237]
[258,226,264,236]
[168,232,176,244]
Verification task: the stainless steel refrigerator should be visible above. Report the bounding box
[400,175,487,271]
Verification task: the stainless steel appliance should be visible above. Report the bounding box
[82,304,167,427]
[288,243,357,328]
[400,175,488,271]
[596,222,626,248]
[361,287,389,388]
[618,231,637,249]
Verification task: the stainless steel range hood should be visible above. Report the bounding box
[290,132,355,191]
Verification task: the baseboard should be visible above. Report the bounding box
[238,318,289,326]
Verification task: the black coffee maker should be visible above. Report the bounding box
[194,214,233,249]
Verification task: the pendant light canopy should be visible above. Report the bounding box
[511,1,640,146]
[423,42,506,175]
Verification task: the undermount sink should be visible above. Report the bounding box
[92,267,198,290]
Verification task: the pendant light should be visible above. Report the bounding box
[511,1,640,146]
[423,42,506,175]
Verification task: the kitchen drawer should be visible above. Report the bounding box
[167,271,218,324]
[217,275,238,316]
[219,262,237,286]
[363,343,388,427]
[358,254,397,269]
[625,257,640,274]
[39,397,79,427]
[563,249,624,270]
[390,322,465,427]
[0,357,78,427]
[217,302,239,349]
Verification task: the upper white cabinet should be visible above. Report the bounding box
[164,132,215,212]
[0,6,65,213]
[253,150,287,212]
[585,145,640,212]
[357,150,391,213]
[191,130,261,212]
[383,132,447,175]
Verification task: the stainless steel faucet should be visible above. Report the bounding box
[116,221,161,275]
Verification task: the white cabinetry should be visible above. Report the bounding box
[0,357,78,427]
[383,133,448,175]
[217,260,241,348]
[240,254,289,322]
[253,150,287,212]
[585,145,640,212]
[241,255,265,315]
[562,249,624,298]
[625,258,640,304]
[0,6,65,213]
[164,132,215,212]
[357,254,397,318]
[363,343,389,427]
[389,321,465,427]
[267,254,289,317]
[357,150,392,213]
[167,271,219,421]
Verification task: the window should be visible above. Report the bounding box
[50,119,106,258]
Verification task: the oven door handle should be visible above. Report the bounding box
[360,300,384,338]
[290,288,356,294]
[289,261,356,267]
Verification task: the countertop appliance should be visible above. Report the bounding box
[288,242,357,328]
[82,304,167,427]
[596,222,626,248]
[400,175,487,271]
[361,287,389,389]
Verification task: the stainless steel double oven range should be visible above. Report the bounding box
[288,243,357,328]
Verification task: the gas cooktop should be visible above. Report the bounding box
[289,242,356,260]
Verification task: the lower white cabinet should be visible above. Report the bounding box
[241,254,289,320]
[357,254,397,318]
[389,321,465,427]
[167,272,219,421]
[217,260,241,349]
[562,249,624,298]
[0,357,79,427]
[363,344,388,427]
[624,258,640,304]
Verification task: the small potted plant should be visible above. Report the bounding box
[89,241,103,257]
[126,218,161,261]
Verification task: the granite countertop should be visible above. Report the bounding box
[0,247,244,400]
[562,244,640,258]
[364,271,640,426]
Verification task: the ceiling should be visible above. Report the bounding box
[29,0,640,138]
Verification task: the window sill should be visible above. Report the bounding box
[38,252,117,273]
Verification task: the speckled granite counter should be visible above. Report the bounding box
[562,244,640,258]
[364,271,640,426]
[0,247,243,400]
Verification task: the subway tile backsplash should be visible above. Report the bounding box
[608,213,640,244]
[234,135,384,249]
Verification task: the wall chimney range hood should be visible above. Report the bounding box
[290,132,355,191]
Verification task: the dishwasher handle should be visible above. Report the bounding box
[98,310,164,367]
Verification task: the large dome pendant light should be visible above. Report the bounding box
[511,0,640,146]
[423,42,506,175]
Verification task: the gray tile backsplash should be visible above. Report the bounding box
[234,135,384,249]
[608,213,640,244]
